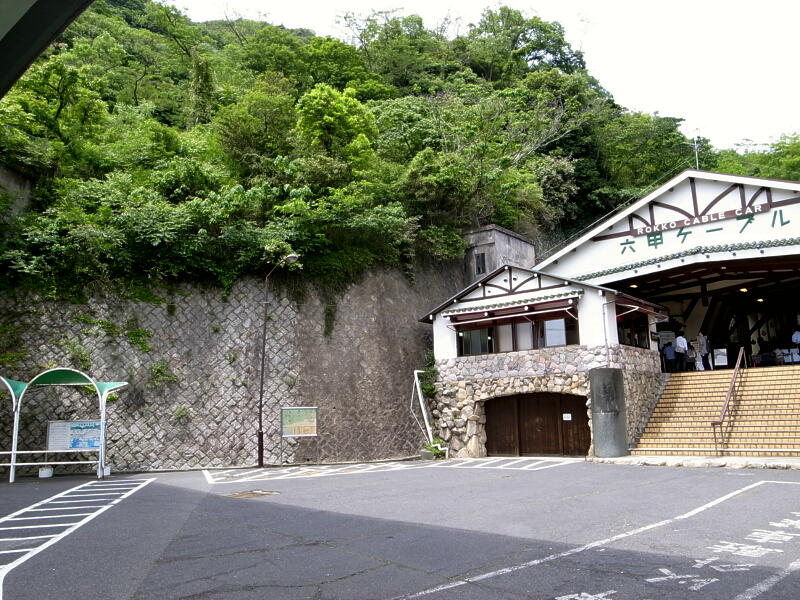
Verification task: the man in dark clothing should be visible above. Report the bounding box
[662,342,676,373]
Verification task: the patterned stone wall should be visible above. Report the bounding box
[0,262,462,473]
[431,344,662,457]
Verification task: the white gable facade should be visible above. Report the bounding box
[423,170,800,460]
[536,170,800,289]
[537,170,800,368]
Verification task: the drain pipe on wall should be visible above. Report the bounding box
[602,297,617,367]
[411,370,449,458]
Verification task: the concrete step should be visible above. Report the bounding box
[658,393,800,399]
[633,365,800,458]
[630,449,800,457]
[636,439,800,448]
[651,408,800,416]
[656,402,800,409]
[644,425,800,433]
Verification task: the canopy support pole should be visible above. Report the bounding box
[9,405,20,484]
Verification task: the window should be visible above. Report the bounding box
[475,252,486,275]
[543,318,567,346]
[515,321,534,350]
[456,316,579,356]
[496,324,514,352]
[458,327,493,356]
[617,310,649,349]
[538,318,580,347]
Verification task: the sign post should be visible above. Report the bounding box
[280,407,318,465]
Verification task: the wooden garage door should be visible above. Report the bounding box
[519,395,560,454]
[559,394,591,456]
[485,396,518,456]
[485,394,590,457]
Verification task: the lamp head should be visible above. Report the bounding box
[282,253,300,265]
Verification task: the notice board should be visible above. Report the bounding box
[46,420,102,451]
[281,407,318,437]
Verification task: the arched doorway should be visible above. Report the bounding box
[485,393,590,456]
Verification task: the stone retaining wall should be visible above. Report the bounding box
[0,263,462,473]
[431,344,662,457]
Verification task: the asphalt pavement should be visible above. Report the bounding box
[1,459,799,599]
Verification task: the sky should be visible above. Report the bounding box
[165,0,800,151]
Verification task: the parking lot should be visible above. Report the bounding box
[1,459,799,599]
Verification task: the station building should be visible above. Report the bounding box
[423,170,800,459]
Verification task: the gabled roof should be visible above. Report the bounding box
[420,264,663,322]
[0,1,95,99]
[534,169,800,272]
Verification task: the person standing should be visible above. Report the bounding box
[675,331,688,372]
[662,342,676,373]
[696,332,711,371]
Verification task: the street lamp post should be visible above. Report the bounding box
[257,253,299,468]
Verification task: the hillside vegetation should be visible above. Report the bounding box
[0,0,793,299]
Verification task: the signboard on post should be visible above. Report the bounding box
[47,420,102,451]
[281,407,318,438]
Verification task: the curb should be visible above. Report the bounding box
[587,456,800,470]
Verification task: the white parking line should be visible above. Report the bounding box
[396,481,800,599]
[0,536,54,543]
[733,558,800,600]
[204,457,584,483]
[497,458,530,468]
[474,459,511,468]
[7,513,93,521]
[0,524,79,530]
[521,460,546,469]
[526,461,578,472]
[0,478,154,600]
[28,506,105,512]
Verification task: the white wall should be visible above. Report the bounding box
[647,313,660,351]
[578,290,618,346]
[433,315,457,359]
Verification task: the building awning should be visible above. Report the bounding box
[441,290,583,318]
[441,291,582,327]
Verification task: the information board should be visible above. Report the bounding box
[47,420,102,451]
[281,407,318,437]
[713,349,728,367]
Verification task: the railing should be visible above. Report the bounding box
[410,370,449,458]
[710,347,746,456]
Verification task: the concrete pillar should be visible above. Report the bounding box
[589,367,629,457]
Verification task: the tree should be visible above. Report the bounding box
[343,12,453,91]
[455,7,585,85]
[235,24,308,85]
[186,52,216,127]
[594,112,697,188]
[0,54,108,178]
[212,75,296,177]
[299,37,369,90]
[716,135,800,180]
[295,84,378,162]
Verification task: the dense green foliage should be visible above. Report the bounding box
[3,0,791,301]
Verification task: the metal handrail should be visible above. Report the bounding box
[710,347,746,455]
[411,370,449,458]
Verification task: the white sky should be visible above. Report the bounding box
[166,0,800,150]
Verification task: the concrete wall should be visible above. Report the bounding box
[463,225,536,283]
[0,263,463,473]
[0,165,32,221]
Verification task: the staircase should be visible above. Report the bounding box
[631,365,800,457]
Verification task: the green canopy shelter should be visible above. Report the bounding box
[1,368,127,483]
